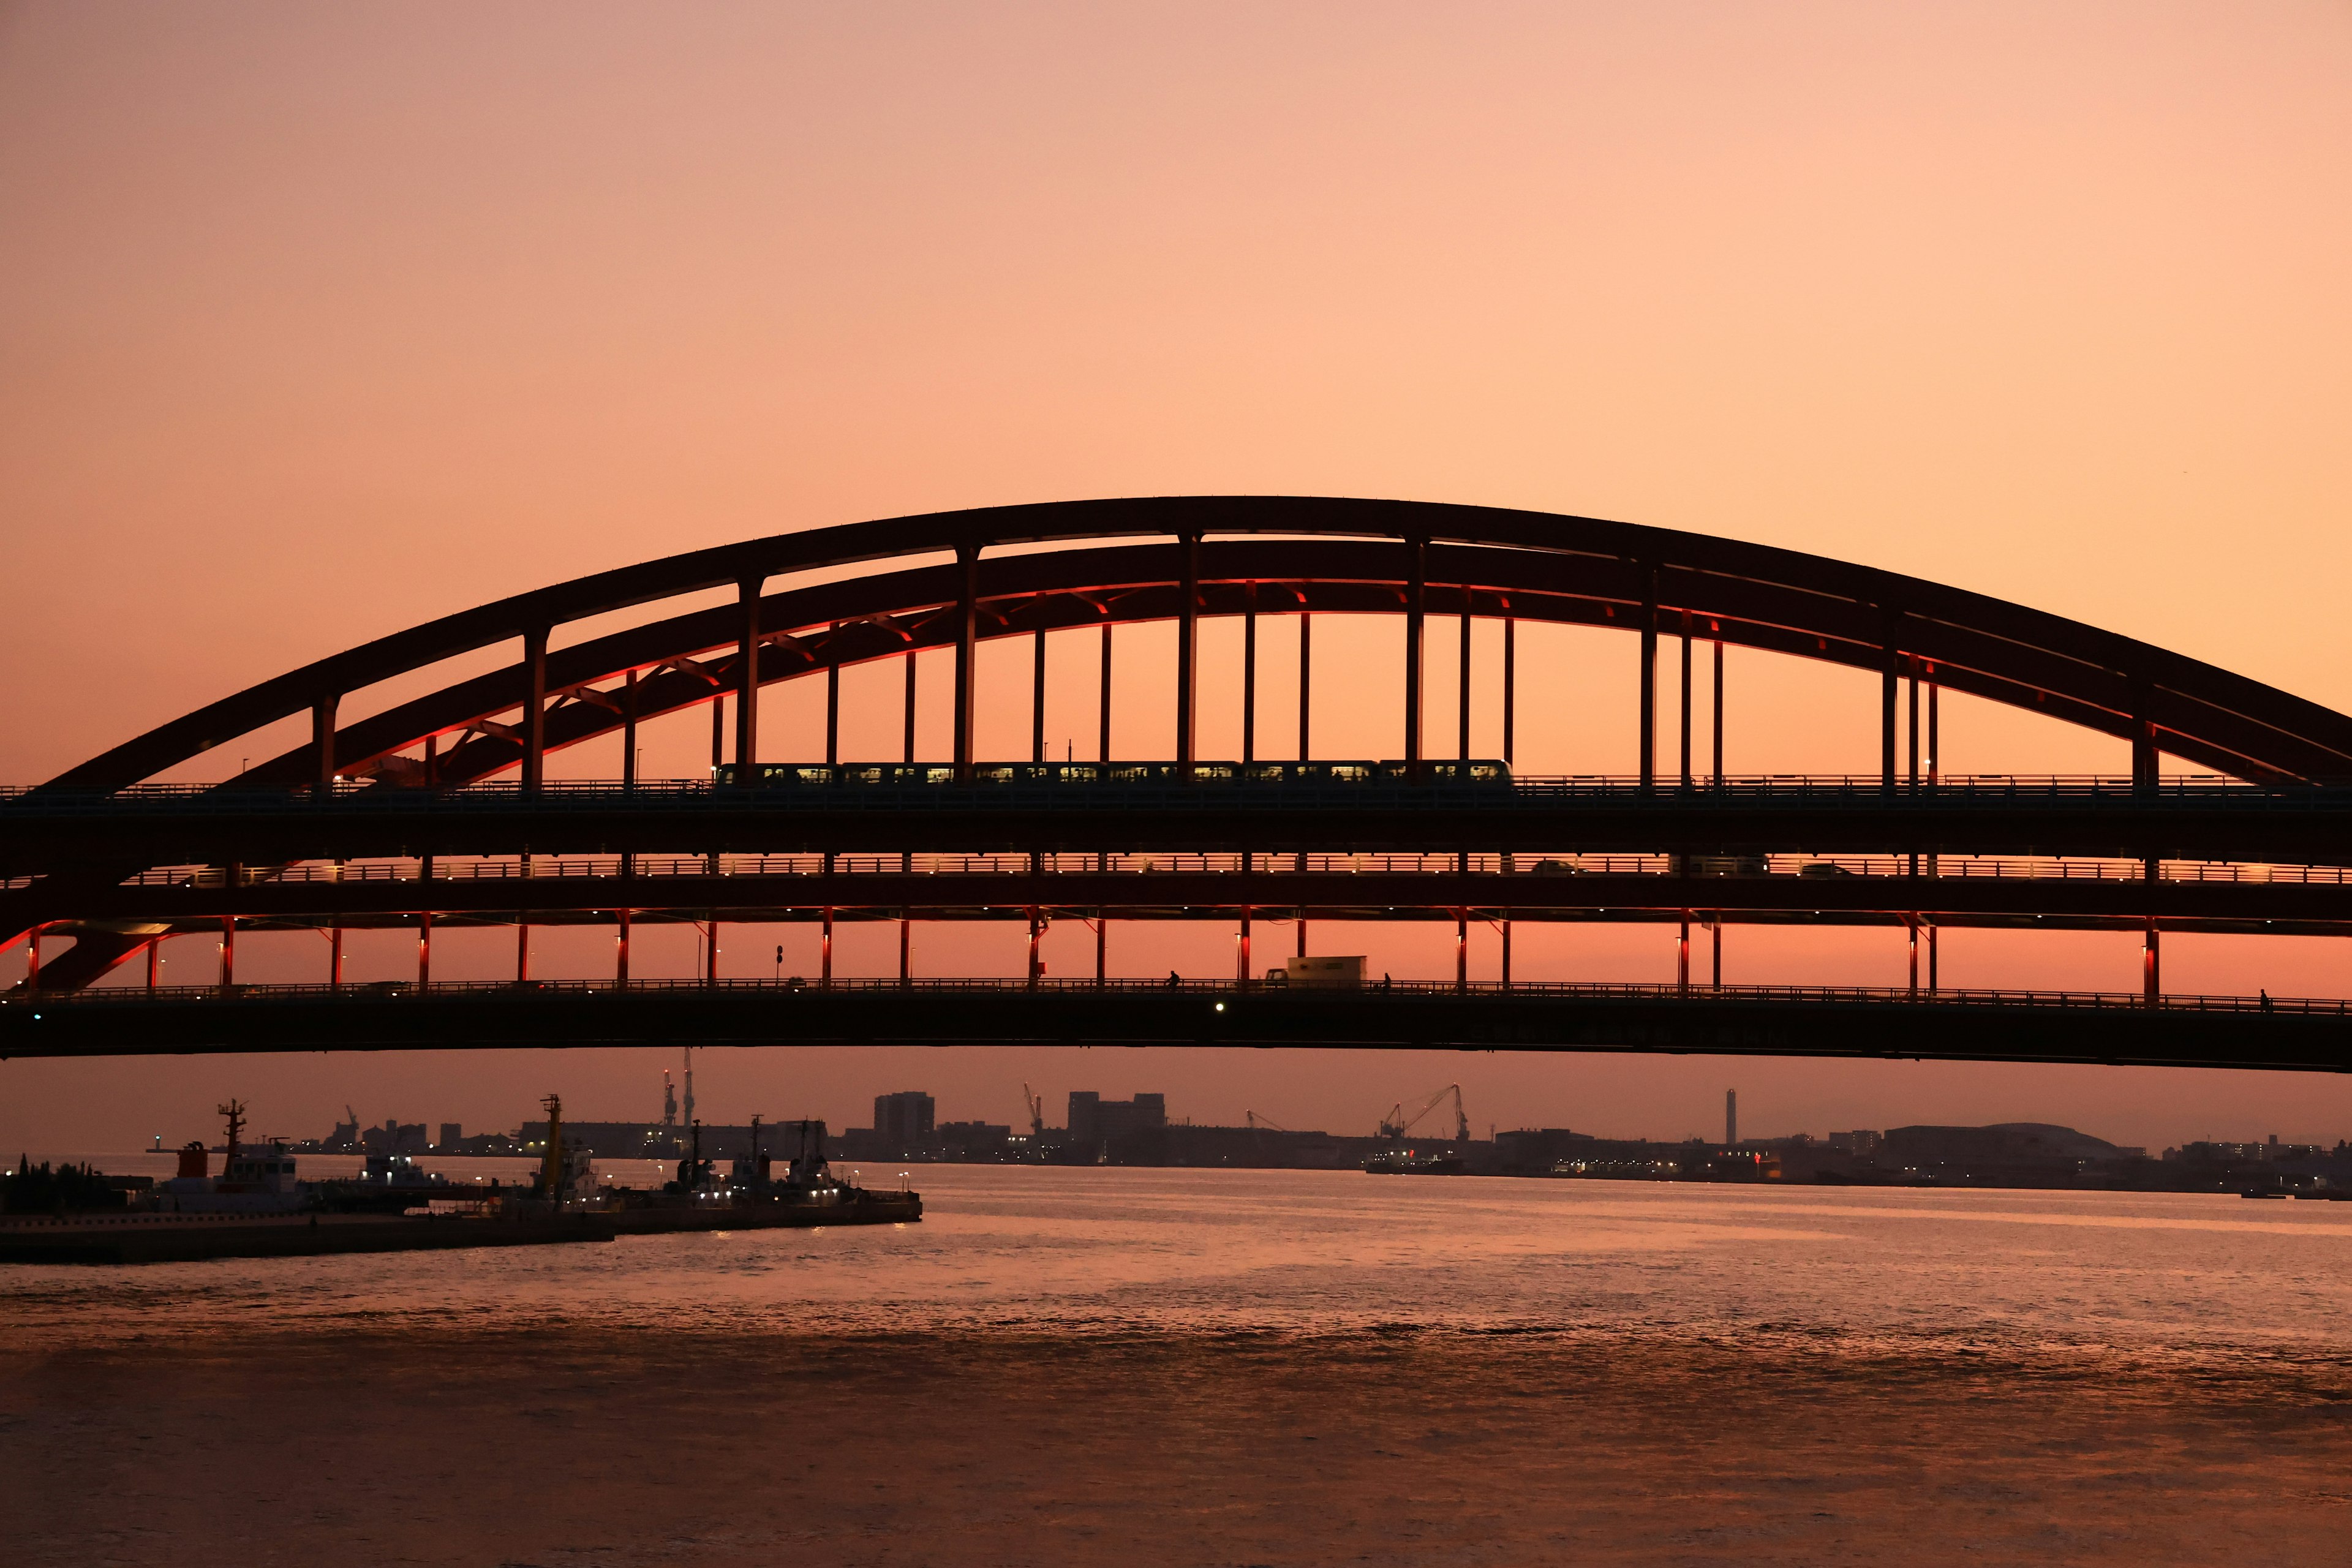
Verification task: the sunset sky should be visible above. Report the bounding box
[4,2,2350,1154]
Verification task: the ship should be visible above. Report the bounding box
[1362,1148,1468,1175]
[611,1117,922,1232]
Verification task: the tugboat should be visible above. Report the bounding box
[151,1101,311,1213]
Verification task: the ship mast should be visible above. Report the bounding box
[216,1099,246,1167]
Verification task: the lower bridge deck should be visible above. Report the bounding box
[5,978,2348,1071]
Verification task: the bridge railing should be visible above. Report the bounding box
[20,976,2352,1016]
[107,850,2352,889]
[6,771,2341,810]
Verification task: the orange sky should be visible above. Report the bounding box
[4,2,2350,1153]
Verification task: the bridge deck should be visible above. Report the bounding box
[6,977,2348,1071]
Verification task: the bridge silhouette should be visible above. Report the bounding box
[6,496,2350,1067]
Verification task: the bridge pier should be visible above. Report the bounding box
[417,911,430,987]
[616,908,631,986]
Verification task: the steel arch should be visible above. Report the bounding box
[40,496,2352,793]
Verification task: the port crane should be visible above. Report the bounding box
[1246,1110,1291,1132]
[1377,1084,1468,1143]
[1020,1084,1046,1139]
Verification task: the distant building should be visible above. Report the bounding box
[437,1123,463,1148]
[1880,1123,2129,1185]
[360,1119,428,1155]
[1826,1130,1883,1155]
[938,1120,1012,1157]
[874,1091,937,1149]
[1068,1091,1166,1146]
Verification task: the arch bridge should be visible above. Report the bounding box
[6,496,2351,1066]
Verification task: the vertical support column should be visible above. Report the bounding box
[1501,917,1512,990]
[1676,914,1689,997]
[1403,538,1427,774]
[1027,908,1042,990]
[1455,910,1468,993]
[417,911,431,988]
[1711,920,1722,990]
[1711,637,1725,788]
[1907,658,1921,791]
[1880,610,1899,795]
[1095,913,1106,987]
[1098,621,1113,761]
[735,578,762,769]
[900,912,912,986]
[1908,920,1918,997]
[1928,673,1941,783]
[1458,596,1472,761]
[24,927,39,992]
[2144,921,2160,1008]
[1638,565,1657,793]
[1243,592,1257,765]
[522,625,549,794]
[1239,907,1253,984]
[704,916,719,987]
[616,907,631,987]
[709,693,725,778]
[313,695,339,789]
[2130,674,2157,796]
[953,542,981,780]
[220,914,235,988]
[516,919,530,984]
[903,650,919,765]
[622,669,640,792]
[424,733,439,787]
[1678,611,1693,790]
[1031,626,1047,764]
[1296,909,1307,958]
[149,933,163,990]
[1928,924,1939,992]
[1175,532,1200,769]
[827,628,842,767]
[823,907,835,987]
[1502,615,1516,767]
[1297,612,1313,760]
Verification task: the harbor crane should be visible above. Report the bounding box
[1377,1084,1468,1143]
[1246,1110,1291,1133]
[1020,1084,1046,1139]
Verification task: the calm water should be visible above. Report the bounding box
[9,1162,2352,1376]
